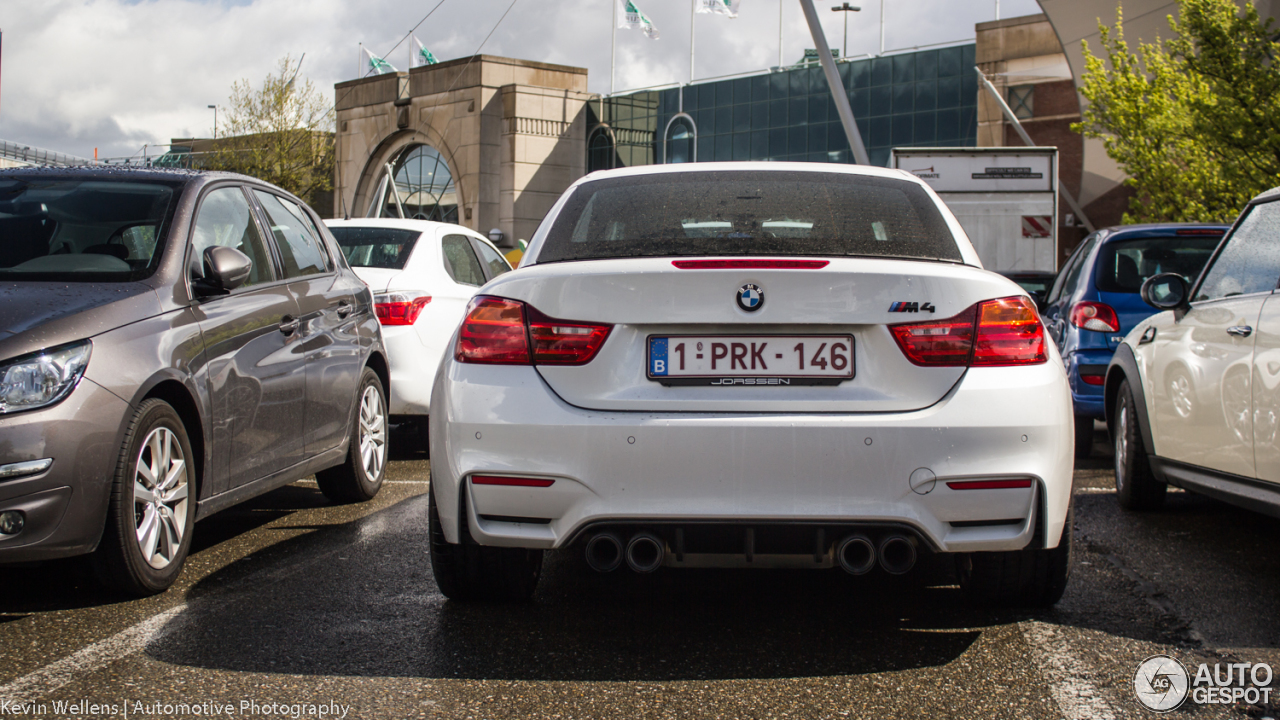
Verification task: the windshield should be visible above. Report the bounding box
[1096,235,1222,293]
[536,170,962,264]
[329,226,422,270]
[0,177,180,282]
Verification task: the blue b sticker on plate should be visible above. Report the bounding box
[649,337,668,376]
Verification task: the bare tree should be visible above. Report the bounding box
[206,55,334,209]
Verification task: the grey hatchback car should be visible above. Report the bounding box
[0,167,390,595]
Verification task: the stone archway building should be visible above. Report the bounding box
[334,55,592,248]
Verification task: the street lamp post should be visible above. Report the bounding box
[208,105,217,139]
[830,2,861,58]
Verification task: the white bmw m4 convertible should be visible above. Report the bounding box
[428,162,1074,605]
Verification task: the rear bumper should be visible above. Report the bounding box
[430,360,1074,555]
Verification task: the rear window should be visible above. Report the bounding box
[1096,235,1222,293]
[536,170,961,263]
[329,226,421,269]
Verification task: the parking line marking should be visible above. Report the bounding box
[0,492,408,705]
[1021,621,1120,720]
[0,606,185,705]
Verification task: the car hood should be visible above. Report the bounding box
[0,282,162,361]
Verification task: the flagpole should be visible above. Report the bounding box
[778,0,784,67]
[689,0,696,83]
[611,0,617,94]
[878,0,884,55]
[799,0,869,164]
[358,43,363,78]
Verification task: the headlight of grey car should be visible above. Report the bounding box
[0,341,92,414]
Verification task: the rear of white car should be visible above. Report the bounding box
[428,163,1073,605]
[326,219,510,440]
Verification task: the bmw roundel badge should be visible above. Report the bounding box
[737,283,764,312]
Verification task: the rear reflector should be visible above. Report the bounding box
[373,291,431,326]
[890,296,1045,367]
[456,295,612,366]
[946,479,1034,490]
[672,259,830,270]
[471,475,556,488]
[1080,374,1106,386]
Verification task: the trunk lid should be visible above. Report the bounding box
[483,257,1025,413]
[350,267,402,294]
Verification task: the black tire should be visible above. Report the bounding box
[316,367,387,503]
[93,399,197,596]
[428,483,542,602]
[1114,378,1166,510]
[1073,414,1094,458]
[959,502,1072,608]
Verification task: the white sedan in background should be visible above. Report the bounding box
[325,219,512,448]
[428,162,1074,606]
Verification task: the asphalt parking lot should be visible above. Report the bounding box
[1,424,1277,720]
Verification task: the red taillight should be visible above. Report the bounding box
[527,307,613,365]
[672,259,830,270]
[973,296,1047,366]
[890,296,1046,367]
[946,478,1034,490]
[889,306,977,366]
[374,291,431,326]
[455,296,612,366]
[456,296,530,364]
[1176,228,1224,236]
[471,475,555,488]
[1069,301,1120,333]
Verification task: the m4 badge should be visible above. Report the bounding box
[888,301,936,313]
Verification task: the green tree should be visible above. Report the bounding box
[1074,0,1280,223]
[206,55,334,207]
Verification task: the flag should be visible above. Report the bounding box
[617,0,660,39]
[363,47,397,76]
[412,37,438,68]
[696,0,740,18]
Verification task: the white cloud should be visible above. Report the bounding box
[0,0,1041,158]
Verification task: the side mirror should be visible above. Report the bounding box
[1140,272,1189,311]
[194,246,252,296]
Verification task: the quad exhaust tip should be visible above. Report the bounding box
[585,532,623,572]
[878,534,918,575]
[625,532,666,573]
[836,534,877,575]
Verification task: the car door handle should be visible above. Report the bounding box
[279,316,300,335]
[333,301,352,318]
[1227,325,1253,338]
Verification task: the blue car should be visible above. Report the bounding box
[1041,223,1228,457]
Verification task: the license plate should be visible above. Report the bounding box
[647,335,855,386]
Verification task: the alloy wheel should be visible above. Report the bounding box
[358,385,387,480]
[133,427,189,569]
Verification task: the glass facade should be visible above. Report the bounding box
[588,44,977,172]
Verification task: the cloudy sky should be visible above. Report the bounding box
[0,0,1040,160]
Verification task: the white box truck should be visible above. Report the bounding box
[891,147,1058,272]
